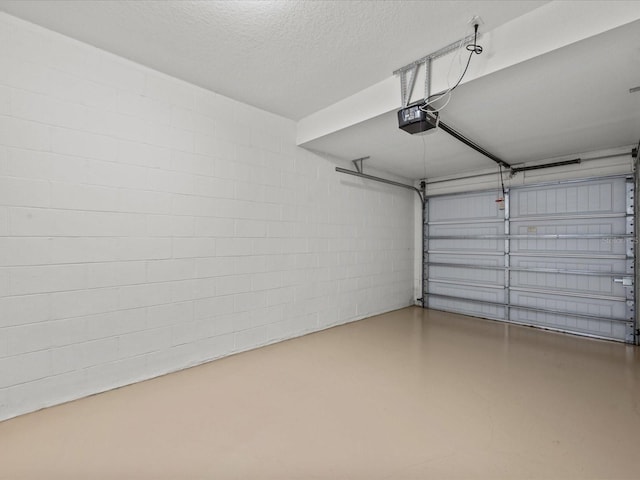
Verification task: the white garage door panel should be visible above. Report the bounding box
[430,265,504,285]
[511,218,627,255]
[425,175,635,343]
[428,191,503,222]
[510,257,628,272]
[429,224,504,253]
[511,217,627,233]
[510,257,629,298]
[510,291,627,319]
[429,253,504,267]
[510,180,627,217]
[429,223,505,236]
[429,282,506,303]
[510,308,628,340]
[429,295,506,320]
[429,239,502,252]
[510,270,626,297]
[427,190,507,320]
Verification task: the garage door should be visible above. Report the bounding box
[424,175,636,343]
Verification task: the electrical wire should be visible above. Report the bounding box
[419,23,483,114]
[446,35,467,86]
[425,27,467,107]
[424,90,453,113]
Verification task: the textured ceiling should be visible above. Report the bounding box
[304,19,640,179]
[0,0,548,120]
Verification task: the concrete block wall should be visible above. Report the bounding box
[0,13,415,421]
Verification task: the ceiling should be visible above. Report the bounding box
[305,18,640,179]
[0,0,548,120]
[1,1,637,182]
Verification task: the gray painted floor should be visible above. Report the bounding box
[1,306,639,479]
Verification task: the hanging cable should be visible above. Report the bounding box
[424,32,467,112]
[419,23,483,114]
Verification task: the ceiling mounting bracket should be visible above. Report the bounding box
[352,156,369,174]
[424,58,432,101]
[399,65,419,107]
[393,31,478,105]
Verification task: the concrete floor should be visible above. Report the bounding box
[1,307,639,479]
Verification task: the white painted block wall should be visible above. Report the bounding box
[0,13,415,421]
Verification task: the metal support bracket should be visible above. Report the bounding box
[626,180,635,215]
[399,64,419,107]
[394,32,478,108]
[614,277,634,287]
[424,58,432,102]
[626,300,635,343]
[351,156,369,174]
[626,179,635,261]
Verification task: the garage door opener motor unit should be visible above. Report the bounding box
[396,21,483,135]
[398,104,439,135]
